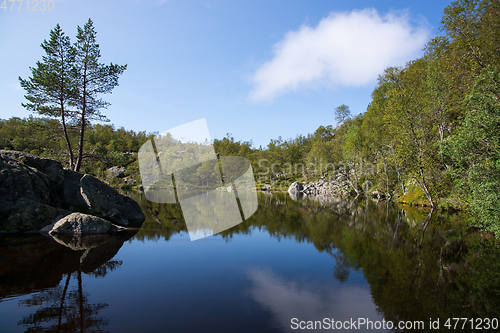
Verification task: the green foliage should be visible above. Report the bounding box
[445,68,500,235]
[18,23,77,167]
[334,104,351,124]
[0,117,151,185]
[72,19,127,172]
[397,182,429,207]
[441,0,500,72]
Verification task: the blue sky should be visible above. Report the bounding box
[0,0,452,148]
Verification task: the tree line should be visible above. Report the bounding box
[0,116,150,176]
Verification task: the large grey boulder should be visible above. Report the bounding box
[80,174,145,227]
[288,181,304,194]
[47,213,125,235]
[0,150,65,187]
[0,150,145,233]
[0,153,70,232]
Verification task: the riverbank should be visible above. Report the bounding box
[257,176,464,213]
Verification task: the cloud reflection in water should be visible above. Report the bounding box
[247,268,385,332]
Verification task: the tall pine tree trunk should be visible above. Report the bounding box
[74,112,85,172]
[58,40,74,170]
[60,104,74,169]
[74,72,87,172]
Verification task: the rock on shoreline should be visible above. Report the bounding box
[287,178,391,200]
[41,212,126,235]
[288,176,351,197]
[288,181,304,194]
[0,150,145,234]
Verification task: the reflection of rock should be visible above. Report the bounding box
[49,233,128,273]
[288,181,303,194]
[80,240,124,273]
[43,213,126,235]
[288,191,303,201]
[49,231,138,251]
[0,232,135,299]
[0,150,145,233]
[9,233,129,332]
[51,233,118,251]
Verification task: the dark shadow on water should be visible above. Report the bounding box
[0,231,136,332]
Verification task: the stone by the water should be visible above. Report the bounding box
[288,181,304,194]
[0,150,145,233]
[47,212,125,235]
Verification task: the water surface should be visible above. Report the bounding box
[1,192,499,332]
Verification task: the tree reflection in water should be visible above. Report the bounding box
[6,233,132,333]
[18,270,109,332]
[131,190,500,329]
[332,251,355,283]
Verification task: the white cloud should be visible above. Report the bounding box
[249,9,430,102]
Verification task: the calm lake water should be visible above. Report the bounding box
[1,192,499,332]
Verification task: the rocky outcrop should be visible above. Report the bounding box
[107,166,126,178]
[288,181,304,194]
[301,176,351,197]
[0,152,70,232]
[0,150,145,233]
[79,174,145,227]
[284,175,354,199]
[289,176,391,199]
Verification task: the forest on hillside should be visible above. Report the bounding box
[1,0,499,236]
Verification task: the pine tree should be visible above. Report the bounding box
[72,19,127,172]
[19,24,77,168]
